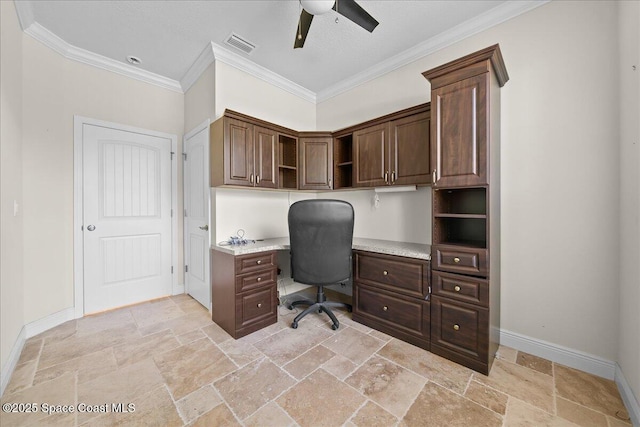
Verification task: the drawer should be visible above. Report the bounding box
[354,284,429,339]
[236,285,277,329]
[354,251,429,299]
[431,296,488,361]
[236,267,277,293]
[432,245,488,276]
[235,251,276,275]
[432,271,488,307]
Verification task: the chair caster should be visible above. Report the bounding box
[287,304,294,310]
[331,323,338,330]
[347,306,352,313]
[291,322,298,329]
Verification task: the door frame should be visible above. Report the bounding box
[73,116,179,318]
[182,119,211,310]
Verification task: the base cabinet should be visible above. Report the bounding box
[211,250,278,339]
[352,250,430,349]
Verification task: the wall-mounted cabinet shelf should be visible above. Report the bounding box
[278,134,298,190]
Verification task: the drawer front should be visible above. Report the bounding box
[431,296,488,361]
[432,270,489,307]
[235,251,277,275]
[355,284,429,339]
[432,245,488,276]
[354,251,429,299]
[236,267,277,293]
[236,286,277,329]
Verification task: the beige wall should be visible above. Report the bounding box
[0,0,25,375]
[184,62,215,133]
[319,0,621,362]
[618,0,640,406]
[20,32,185,324]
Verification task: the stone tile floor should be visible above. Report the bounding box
[1,292,632,426]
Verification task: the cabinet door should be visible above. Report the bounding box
[390,111,431,186]
[353,123,389,187]
[224,118,254,186]
[254,126,278,189]
[431,74,488,187]
[299,136,333,190]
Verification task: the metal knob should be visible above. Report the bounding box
[454,285,461,292]
[256,260,262,265]
[199,225,209,231]
[453,324,460,331]
[453,257,461,263]
[383,270,388,276]
[257,303,262,308]
[383,306,388,311]
[257,277,262,282]
[87,225,96,231]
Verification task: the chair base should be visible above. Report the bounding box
[287,285,352,330]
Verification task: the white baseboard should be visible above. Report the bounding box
[172,283,185,296]
[1,307,76,398]
[615,364,640,427]
[499,328,616,380]
[0,327,26,397]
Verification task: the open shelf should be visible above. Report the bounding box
[278,134,298,189]
[434,188,486,215]
[334,134,353,189]
[433,216,487,249]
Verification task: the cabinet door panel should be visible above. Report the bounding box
[431,296,488,361]
[224,118,254,186]
[390,112,431,185]
[299,136,333,190]
[432,74,487,187]
[354,123,388,187]
[254,126,278,189]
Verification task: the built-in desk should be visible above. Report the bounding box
[210,238,430,339]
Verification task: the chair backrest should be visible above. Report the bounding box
[288,199,354,286]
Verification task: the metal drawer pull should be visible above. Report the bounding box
[453,324,460,331]
[453,257,461,263]
[257,303,262,308]
[454,285,461,292]
[256,260,262,265]
[383,270,388,276]
[257,277,262,282]
[383,306,388,311]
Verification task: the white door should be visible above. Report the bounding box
[183,124,211,309]
[83,124,173,314]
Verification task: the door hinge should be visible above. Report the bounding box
[184,209,187,217]
[171,209,173,217]
[185,265,189,273]
[170,151,175,160]
[182,152,187,161]
[171,266,174,274]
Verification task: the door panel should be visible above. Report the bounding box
[224,118,254,186]
[390,112,431,185]
[354,123,388,187]
[83,124,172,314]
[254,126,277,188]
[184,126,211,309]
[299,136,333,190]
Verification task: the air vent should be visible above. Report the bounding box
[225,33,257,55]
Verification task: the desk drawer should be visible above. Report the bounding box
[354,251,429,299]
[236,285,277,329]
[432,245,488,276]
[431,296,488,362]
[354,284,429,339]
[432,271,488,307]
[235,251,276,274]
[236,268,277,293]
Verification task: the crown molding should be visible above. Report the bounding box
[315,0,549,102]
[180,43,216,93]
[19,21,183,93]
[13,0,35,31]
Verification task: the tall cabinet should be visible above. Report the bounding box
[423,44,508,375]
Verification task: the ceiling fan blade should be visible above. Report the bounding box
[294,9,314,49]
[333,0,379,32]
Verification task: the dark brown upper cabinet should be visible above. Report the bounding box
[424,44,508,189]
[352,106,431,188]
[298,132,333,190]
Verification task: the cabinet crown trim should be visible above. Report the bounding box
[422,44,509,88]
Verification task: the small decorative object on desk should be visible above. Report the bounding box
[219,229,255,246]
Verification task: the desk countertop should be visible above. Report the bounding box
[212,237,431,260]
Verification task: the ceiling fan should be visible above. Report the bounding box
[294,0,379,49]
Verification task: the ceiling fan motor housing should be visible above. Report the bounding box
[300,0,335,15]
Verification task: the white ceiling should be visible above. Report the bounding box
[16,1,543,99]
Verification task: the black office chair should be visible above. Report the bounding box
[287,199,354,330]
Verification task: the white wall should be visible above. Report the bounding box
[618,0,640,408]
[20,32,185,324]
[0,0,25,379]
[319,0,621,362]
[214,61,316,130]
